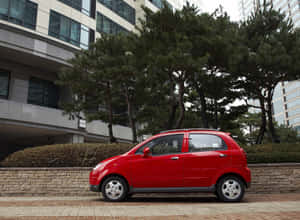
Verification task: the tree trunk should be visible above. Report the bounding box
[266,92,280,143]
[166,85,178,130]
[256,97,267,144]
[106,82,116,143]
[167,101,178,130]
[175,82,185,129]
[196,86,209,128]
[124,87,137,143]
[214,98,218,129]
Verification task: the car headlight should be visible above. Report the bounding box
[93,163,102,170]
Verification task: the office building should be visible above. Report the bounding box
[0,0,185,151]
[239,0,300,26]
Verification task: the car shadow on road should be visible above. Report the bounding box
[91,195,251,204]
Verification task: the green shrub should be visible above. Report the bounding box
[0,143,134,167]
[242,143,300,163]
[247,152,300,163]
[242,143,300,153]
[2,142,300,167]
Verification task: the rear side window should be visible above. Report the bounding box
[136,134,184,156]
[188,134,227,152]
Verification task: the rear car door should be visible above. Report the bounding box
[182,133,231,187]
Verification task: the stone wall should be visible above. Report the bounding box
[0,168,93,196]
[0,164,300,196]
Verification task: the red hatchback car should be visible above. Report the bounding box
[90,129,251,202]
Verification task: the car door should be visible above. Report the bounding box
[182,133,231,187]
[129,134,184,188]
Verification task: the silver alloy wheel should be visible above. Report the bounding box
[105,180,124,200]
[221,179,242,200]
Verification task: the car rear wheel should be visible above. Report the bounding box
[217,176,245,202]
[101,176,128,202]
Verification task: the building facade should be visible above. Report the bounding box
[239,0,300,27]
[0,0,185,153]
[273,81,300,132]
[239,0,300,133]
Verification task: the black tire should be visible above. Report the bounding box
[101,176,128,202]
[216,176,245,202]
[125,193,133,200]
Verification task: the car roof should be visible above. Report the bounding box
[159,128,219,134]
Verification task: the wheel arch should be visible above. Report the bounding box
[99,173,130,192]
[215,172,248,190]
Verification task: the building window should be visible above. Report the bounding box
[49,10,95,49]
[27,77,59,108]
[0,70,10,99]
[98,0,135,25]
[96,12,129,34]
[0,0,37,30]
[58,0,95,18]
[149,0,173,10]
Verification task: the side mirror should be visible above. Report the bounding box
[143,147,151,158]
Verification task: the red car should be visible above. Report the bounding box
[90,129,251,202]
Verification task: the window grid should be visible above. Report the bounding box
[27,77,59,108]
[98,0,135,25]
[0,0,37,30]
[58,0,92,17]
[49,10,94,49]
[96,12,129,34]
[0,69,10,99]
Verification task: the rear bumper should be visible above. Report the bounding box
[90,184,100,192]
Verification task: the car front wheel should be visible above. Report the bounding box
[217,176,245,202]
[101,176,128,202]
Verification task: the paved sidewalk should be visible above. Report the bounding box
[0,194,300,219]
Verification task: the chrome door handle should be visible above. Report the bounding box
[171,157,179,160]
[219,154,227,158]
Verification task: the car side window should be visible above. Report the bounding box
[188,134,227,152]
[135,134,184,156]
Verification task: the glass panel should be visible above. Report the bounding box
[59,15,71,42]
[49,11,92,49]
[288,108,300,117]
[80,25,89,49]
[70,20,80,46]
[287,99,300,109]
[81,0,90,16]
[285,81,300,93]
[28,78,59,108]
[0,0,9,17]
[274,114,285,125]
[98,0,135,25]
[135,134,183,155]
[0,70,9,98]
[28,78,45,106]
[9,0,25,25]
[49,11,61,38]
[103,16,111,33]
[188,134,227,152]
[24,1,37,29]
[96,12,129,34]
[273,99,284,115]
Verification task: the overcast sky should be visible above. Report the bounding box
[200,0,240,21]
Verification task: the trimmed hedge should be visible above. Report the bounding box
[242,143,300,163]
[1,142,300,167]
[0,143,133,167]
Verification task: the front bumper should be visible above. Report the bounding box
[90,184,100,192]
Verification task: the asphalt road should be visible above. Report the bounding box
[0,193,300,219]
